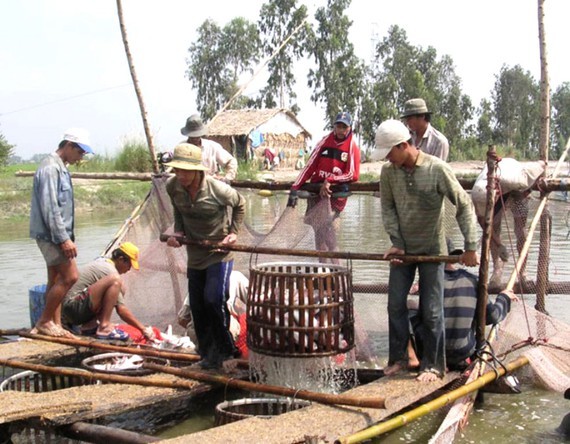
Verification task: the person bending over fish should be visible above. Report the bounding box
[61,242,155,341]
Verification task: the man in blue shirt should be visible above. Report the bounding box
[30,128,94,338]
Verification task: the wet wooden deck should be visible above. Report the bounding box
[0,338,210,427]
[160,371,458,444]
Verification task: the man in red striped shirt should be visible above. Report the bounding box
[287,111,360,260]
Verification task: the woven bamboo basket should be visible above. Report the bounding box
[214,397,310,426]
[0,368,95,393]
[0,369,97,444]
[246,262,354,357]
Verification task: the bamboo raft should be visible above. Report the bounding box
[0,333,456,442]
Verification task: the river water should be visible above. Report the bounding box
[0,191,568,442]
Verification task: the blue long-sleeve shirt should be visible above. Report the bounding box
[29,153,75,244]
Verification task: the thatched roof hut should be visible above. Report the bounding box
[207,108,312,169]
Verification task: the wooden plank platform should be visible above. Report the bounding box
[0,338,213,427]
[160,371,458,444]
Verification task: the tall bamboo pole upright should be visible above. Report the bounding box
[535,0,551,312]
[475,147,497,345]
[116,0,160,174]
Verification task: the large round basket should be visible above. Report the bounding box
[0,368,96,393]
[0,369,98,443]
[214,397,310,426]
[246,262,354,357]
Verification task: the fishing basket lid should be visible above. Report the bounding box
[246,262,354,358]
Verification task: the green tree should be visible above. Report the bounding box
[308,0,365,128]
[491,64,540,158]
[362,25,472,152]
[186,18,260,119]
[551,82,570,158]
[0,131,14,167]
[476,98,494,146]
[257,0,310,112]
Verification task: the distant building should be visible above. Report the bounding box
[207,108,312,169]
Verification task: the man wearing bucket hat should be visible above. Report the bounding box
[165,143,246,369]
[376,119,478,382]
[401,98,449,161]
[287,111,360,262]
[29,128,95,338]
[61,242,156,342]
[180,114,238,182]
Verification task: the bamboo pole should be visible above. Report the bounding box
[14,330,201,363]
[335,356,529,444]
[143,362,386,409]
[13,170,569,195]
[536,0,551,312]
[115,0,159,174]
[158,234,461,264]
[0,357,204,390]
[476,147,497,345]
[211,19,308,121]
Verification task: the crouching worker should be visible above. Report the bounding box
[62,242,156,342]
[409,258,518,372]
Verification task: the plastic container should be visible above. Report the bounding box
[29,284,47,327]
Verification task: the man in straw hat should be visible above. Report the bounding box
[30,128,94,338]
[165,143,246,369]
[180,114,238,182]
[401,98,449,161]
[61,242,155,341]
[375,119,479,382]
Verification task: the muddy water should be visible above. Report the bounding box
[1,192,569,442]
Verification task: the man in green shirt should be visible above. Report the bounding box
[165,143,246,370]
[375,119,479,382]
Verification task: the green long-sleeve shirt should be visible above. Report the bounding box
[166,175,246,269]
[380,151,478,255]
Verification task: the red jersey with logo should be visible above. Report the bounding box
[292,131,360,212]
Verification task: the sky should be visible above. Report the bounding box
[1,0,569,160]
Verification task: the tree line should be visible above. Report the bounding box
[186,0,569,161]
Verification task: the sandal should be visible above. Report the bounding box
[95,327,129,341]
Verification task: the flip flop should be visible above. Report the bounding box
[95,328,129,341]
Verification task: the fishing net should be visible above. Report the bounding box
[102,173,570,396]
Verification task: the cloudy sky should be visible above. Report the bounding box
[1,0,568,159]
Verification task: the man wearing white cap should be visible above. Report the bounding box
[30,128,94,338]
[375,119,478,382]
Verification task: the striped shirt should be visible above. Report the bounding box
[380,151,478,255]
[441,269,511,364]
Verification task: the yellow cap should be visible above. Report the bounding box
[119,242,140,270]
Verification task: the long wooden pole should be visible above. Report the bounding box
[158,234,461,264]
[211,19,308,122]
[475,147,497,345]
[115,0,159,174]
[0,358,204,390]
[14,330,201,363]
[143,362,386,409]
[335,356,529,444]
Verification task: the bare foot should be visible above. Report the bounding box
[383,362,407,376]
[416,370,440,383]
[33,321,77,339]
